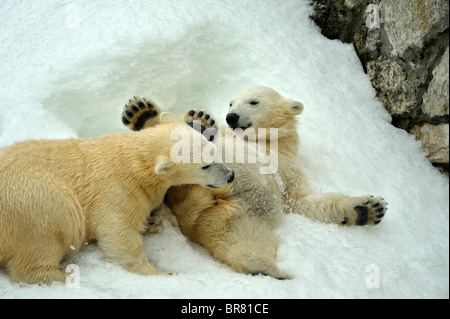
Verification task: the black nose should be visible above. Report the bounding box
[226,113,239,126]
[227,171,235,183]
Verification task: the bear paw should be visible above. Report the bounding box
[122,97,160,131]
[185,109,218,141]
[142,212,161,236]
[343,196,388,226]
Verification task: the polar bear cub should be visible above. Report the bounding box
[0,117,234,284]
[121,85,388,279]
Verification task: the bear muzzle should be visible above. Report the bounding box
[227,171,235,183]
[226,113,252,130]
[226,113,240,128]
[206,165,235,189]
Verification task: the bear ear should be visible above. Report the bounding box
[160,112,176,124]
[155,155,174,174]
[287,99,304,115]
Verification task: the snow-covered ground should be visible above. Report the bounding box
[0,0,448,299]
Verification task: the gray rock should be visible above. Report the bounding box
[411,123,449,172]
[381,0,449,60]
[422,47,449,119]
[367,56,417,118]
[309,0,449,174]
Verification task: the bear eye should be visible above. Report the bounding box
[202,164,211,170]
[249,100,259,106]
[229,103,233,107]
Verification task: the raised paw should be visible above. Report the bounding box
[343,196,387,226]
[122,97,160,131]
[185,109,218,141]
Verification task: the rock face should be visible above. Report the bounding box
[382,0,448,59]
[310,0,449,174]
[422,47,449,120]
[411,123,449,172]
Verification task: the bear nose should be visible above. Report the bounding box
[226,113,240,126]
[227,171,235,184]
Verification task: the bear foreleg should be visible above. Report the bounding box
[96,220,170,276]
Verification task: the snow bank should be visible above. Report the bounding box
[0,0,448,298]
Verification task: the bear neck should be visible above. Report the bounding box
[124,130,175,199]
[259,119,299,159]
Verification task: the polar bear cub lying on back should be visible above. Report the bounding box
[0,116,234,284]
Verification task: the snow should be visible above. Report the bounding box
[0,0,448,299]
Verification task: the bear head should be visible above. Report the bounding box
[150,115,235,189]
[226,85,303,130]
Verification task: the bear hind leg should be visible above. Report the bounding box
[228,240,292,280]
[292,193,388,226]
[7,245,67,284]
[9,264,67,285]
[196,210,292,280]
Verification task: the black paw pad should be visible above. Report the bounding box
[134,110,157,131]
[122,116,131,125]
[188,122,207,134]
[354,206,369,226]
[185,110,218,142]
[204,128,218,141]
[122,97,158,131]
